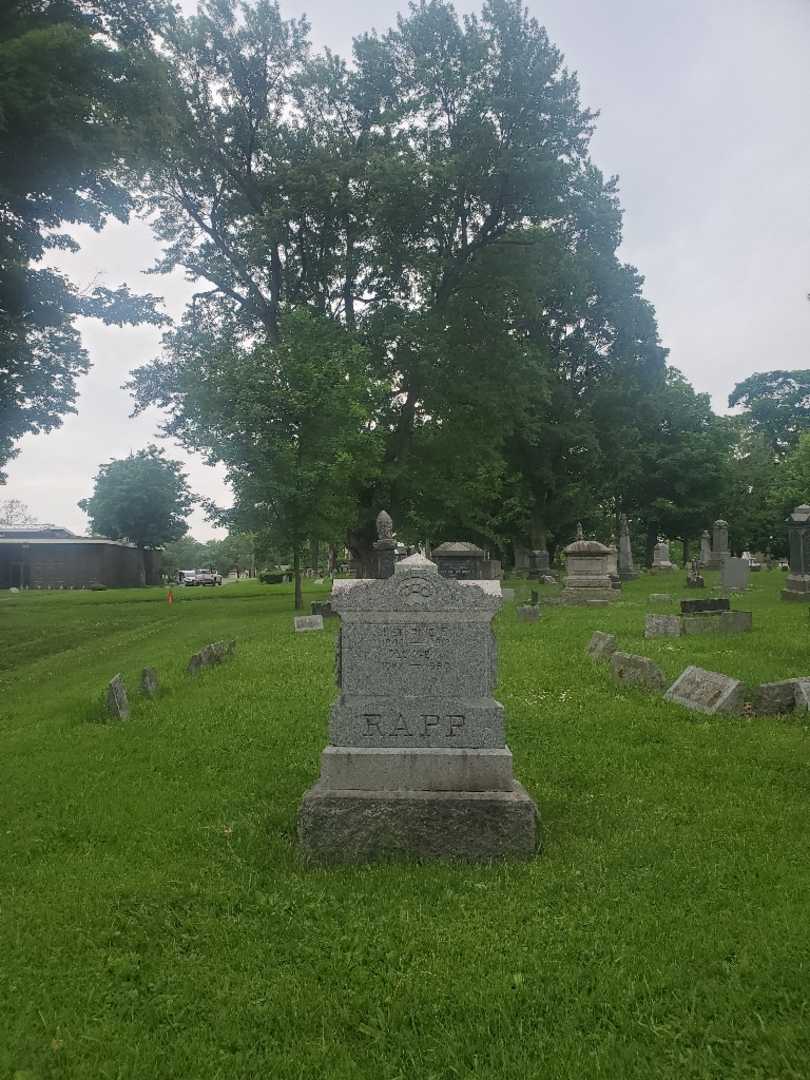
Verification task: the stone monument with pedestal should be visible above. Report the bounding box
[432,541,485,579]
[617,514,638,581]
[560,525,617,604]
[781,504,810,602]
[297,553,539,862]
[705,519,730,571]
[373,510,398,578]
[650,540,676,573]
[527,549,551,580]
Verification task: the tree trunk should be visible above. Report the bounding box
[293,546,303,610]
[347,525,376,578]
[328,544,338,576]
[529,495,548,551]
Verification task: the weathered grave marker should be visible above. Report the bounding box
[644,614,682,638]
[587,631,617,660]
[516,605,540,622]
[722,557,750,592]
[140,667,159,698]
[664,666,743,714]
[295,614,324,632]
[298,553,538,861]
[610,652,666,690]
[105,674,129,720]
[753,680,797,715]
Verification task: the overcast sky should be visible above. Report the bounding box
[4,0,809,539]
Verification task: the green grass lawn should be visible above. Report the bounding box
[1,572,809,1079]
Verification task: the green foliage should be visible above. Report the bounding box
[79,444,194,548]
[0,497,33,525]
[160,535,211,577]
[1,576,810,1078]
[0,0,171,477]
[729,369,810,455]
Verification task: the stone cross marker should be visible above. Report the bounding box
[297,553,538,862]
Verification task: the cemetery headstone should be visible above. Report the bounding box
[105,674,129,720]
[794,679,810,711]
[587,631,618,660]
[681,610,751,635]
[295,614,324,632]
[617,513,638,581]
[680,597,730,614]
[311,600,335,618]
[649,593,673,603]
[650,540,676,573]
[373,509,399,579]
[781,504,810,602]
[140,667,159,698]
[753,680,797,715]
[706,519,730,571]
[187,640,236,675]
[722,557,750,592]
[664,666,744,714]
[501,588,516,602]
[516,605,540,622]
[433,541,487,580]
[560,524,617,604]
[527,548,551,580]
[610,652,666,690]
[699,529,712,567]
[644,614,682,638]
[297,553,538,861]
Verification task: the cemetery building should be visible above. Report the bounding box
[0,524,161,589]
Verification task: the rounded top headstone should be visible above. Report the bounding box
[788,504,810,524]
[376,509,393,540]
[394,552,438,574]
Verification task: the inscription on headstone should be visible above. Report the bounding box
[664,666,744,714]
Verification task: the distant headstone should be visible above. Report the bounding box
[105,674,129,720]
[680,597,730,614]
[664,666,744,714]
[311,600,335,618]
[295,614,324,632]
[516,605,540,622]
[140,666,159,698]
[794,679,810,711]
[432,541,486,580]
[560,524,617,604]
[187,640,236,674]
[699,529,712,568]
[705,519,730,571]
[587,631,618,660]
[373,509,399,579]
[298,557,538,861]
[722,557,750,592]
[681,610,751,636]
[781,504,810,602]
[501,588,515,602]
[649,593,672,603]
[753,680,797,715]
[650,540,676,573]
[644,614,682,638]
[527,549,550,580]
[617,514,638,581]
[610,652,666,690]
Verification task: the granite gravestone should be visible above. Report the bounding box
[706,519,730,571]
[650,540,676,573]
[294,614,324,632]
[587,631,618,660]
[140,666,159,698]
[105,674,129,720]
[781,504,810,602]
[664,666,743,714]
[699,529,712,568]
[617,514,638,581]
[297,554,538,862]
[560,524,617,604]
[373,510,399,579]
[722,557,750,592]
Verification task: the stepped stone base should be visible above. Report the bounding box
[781,576,810,601]
[298,781,539,863]
[560,587,617,604]
[319,746,514,791]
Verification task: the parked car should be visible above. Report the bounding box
[178,568,222,586]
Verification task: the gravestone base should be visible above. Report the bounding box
[781,575,810,601]
[298,781,538,863]
[559,587,617,605]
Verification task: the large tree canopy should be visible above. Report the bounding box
[728,369,810,456]
[79,444,195,549]
[0,0,171,479]
[130,0,681,566]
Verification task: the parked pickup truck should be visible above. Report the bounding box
[178,568,222,586]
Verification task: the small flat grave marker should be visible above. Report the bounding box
[610,652,666,690]
[295,614,324,632]
[644,614,682,638]
[680,597,730,614]
[516,605,540,623]
[794,679,810,711]
[649,593,672,604]
[753,680,797,715]
[664,666,743,715]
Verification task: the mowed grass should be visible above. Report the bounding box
[1,571,809,1079]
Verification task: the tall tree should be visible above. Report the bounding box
[131,0,676,564]
[728,370,810,456]
[0,0,170,479]
[0,497,34,525]
[79,445,195,563]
